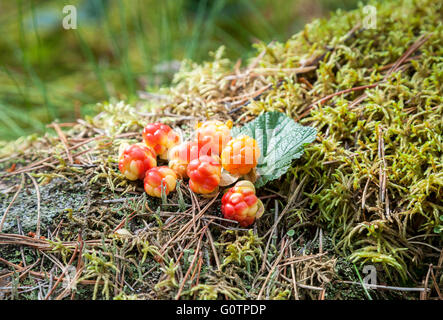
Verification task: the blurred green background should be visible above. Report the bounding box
[0,0,364,141]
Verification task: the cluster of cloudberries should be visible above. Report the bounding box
[118,120,262,226]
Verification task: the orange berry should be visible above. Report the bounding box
[118,144,157,180]
[142,123,180,159]
[221,135,260,175]
[144,166,177,198]
[196,120,233,156]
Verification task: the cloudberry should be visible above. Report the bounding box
[196,120,233,155]
[167,141,203,178]
[221,181,263,227]
[118,144,157,181]
[142,123,180,159]
[144,166,177,198]
[221,135,260,175]
[187,155,221,194]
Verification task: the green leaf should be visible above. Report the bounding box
[231,111,317,188]
[286,229,295,237]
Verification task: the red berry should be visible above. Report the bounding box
[118,144,157,180]
[221,181,263,227]
[187,155,221,194]
[142,123,180,159]
[144,166,177,198]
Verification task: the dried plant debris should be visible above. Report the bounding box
[0,0,442,300]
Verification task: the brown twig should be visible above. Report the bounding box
[44,239,80,300]
[0,173,25,232]
[112,210,137,233]
[26,173,42,237]
[0,256,98,286]
[257,238,289,299]
[349,33,431,109]
[205,227,221,271]
[52,122,74,165]
[429,265,443,300]
[289,246,299,300]
[160,194,219,255]
[301,83,380,117]
[0,233,109,251]
[175,221,211,300]
[377,126,391,221]
[260,176,306,274]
